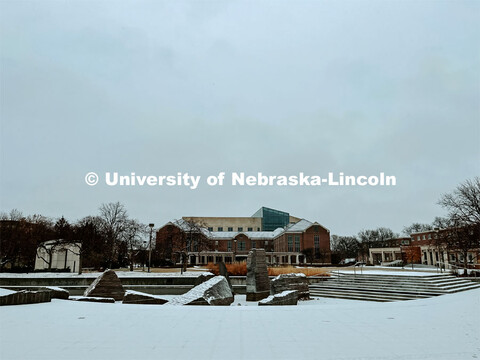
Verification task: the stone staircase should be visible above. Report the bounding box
[309,272,480,302]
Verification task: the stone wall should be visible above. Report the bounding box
[0,290,51,306]
[258,290,298,306]
[270,273,310,300]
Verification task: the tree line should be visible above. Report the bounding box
[0,202,156,273]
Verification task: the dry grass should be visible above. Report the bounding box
[268,266,330,277]
[206,262,247,276]
[206,263,330,277]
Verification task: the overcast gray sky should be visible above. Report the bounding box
[1,1,479,235]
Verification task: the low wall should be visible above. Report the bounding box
[0,274,327,296]
[0,290,51,306]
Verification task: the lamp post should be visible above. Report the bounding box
[233,239,237,263]
[148,223,154,273]
[400,240,404,269]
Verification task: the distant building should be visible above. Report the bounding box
[183,207,301,232]
[368,237,411,265]
[157,207,330,265]
[34,240,81,272]
[368,229,480,269]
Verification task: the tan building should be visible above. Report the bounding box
[183,207,302,232]
[183,216,262,232]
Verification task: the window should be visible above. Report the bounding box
[218,227,223,231]
[238,241,246,251]
[252,241,256,249]
[428,234,431,239]
[288,235,293,252]
[313,226,319,233]
[295,235,300,252]
[208,227,213,231]
[314,235,320,250]
[227,241,232,251]
[422,235,426,240]
[228,227,233,232]
[238,227,243,231]
[417,236,420,241]
[247,227,253,231]
[257,227,260,231]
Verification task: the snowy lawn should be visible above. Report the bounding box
[1,290,479,360]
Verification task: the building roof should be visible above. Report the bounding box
[285,219,312,232]
[284,219,329,233]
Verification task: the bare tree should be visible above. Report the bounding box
[171,219,211,274]
[403,245,421,269]
[331,235,359,260]
[402,223,432,236]
[357,228,398,262]
[439,177,480,226]
[301,248,315,265]
[72,216,106,274]
[99,202,128,268]
[439,177,480,275]
[36,239,67,270]
[121,219,147,271]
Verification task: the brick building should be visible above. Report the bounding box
[156,207,331,266]
[368,228,480,269]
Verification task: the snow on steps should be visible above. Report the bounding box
[309,273,480,302]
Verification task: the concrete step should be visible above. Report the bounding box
[309,289,424,302]
[311,292,391,302]
[329,276,478,290]
[334,273,453,280]
[442,283,480,293]
[310,273,480,302]
[324,279,475,292]
[332,275,455,283]
[310,284,444,296]
[321,281,448,293]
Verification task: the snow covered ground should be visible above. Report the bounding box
[334,269,448,276]
[1,289,479,360]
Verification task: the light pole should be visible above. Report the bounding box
[148,223,154,273]
[233,239,237,263]
[400,239,404,269]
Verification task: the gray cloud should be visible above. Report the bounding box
[1,1,479,235]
